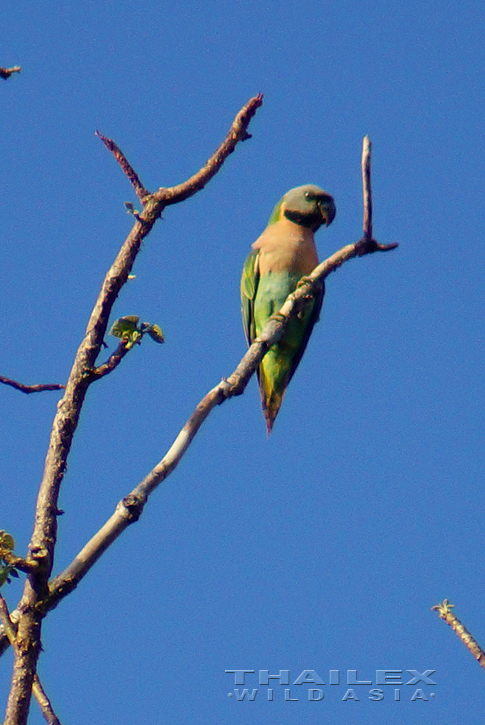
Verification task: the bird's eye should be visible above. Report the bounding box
[304,191,313,200]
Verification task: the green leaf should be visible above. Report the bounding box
[0,531,15,552]
[0,531,18,587]
[109,316,144,350]
[146,324,165,344]
[0,565,15,587]
[109,316,140,338]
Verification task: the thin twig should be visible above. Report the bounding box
[432,599,485,670]
[0,595,17,643]
[1,552,38,575]
[4,95,262,725]
[362,135,373,240]
[88,341,130,380]
[95,131,149,200]
[0,66,21,80]
[0,376,65,394]
[31,676,62,725]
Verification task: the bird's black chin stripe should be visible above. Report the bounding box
[284,208,323,230]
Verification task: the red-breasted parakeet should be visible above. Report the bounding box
[241,184,336,432]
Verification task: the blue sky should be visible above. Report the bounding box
[1,1,485,723]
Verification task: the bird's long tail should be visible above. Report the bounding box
[259,371,285,435]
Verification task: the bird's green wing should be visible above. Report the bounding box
[240,249,260,345]
[286,280,325,386]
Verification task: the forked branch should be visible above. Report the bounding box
[2,131,397,725]
[1,135,397,654]
[98,94,263,205]
[3,95,263,725]
[0,595,61,724]
[42,137,397,614]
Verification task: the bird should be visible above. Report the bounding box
[240,184,336,433]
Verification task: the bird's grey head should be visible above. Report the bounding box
[281,184,336,231]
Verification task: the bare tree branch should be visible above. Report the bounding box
[0,66,21,80]
[0,376,65,394]
[432,599,485,670]
[0,134,397,666]
[45,235,397,610]
[1,95,263,403]
[0,596,61,724]
[4,95,263,725]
